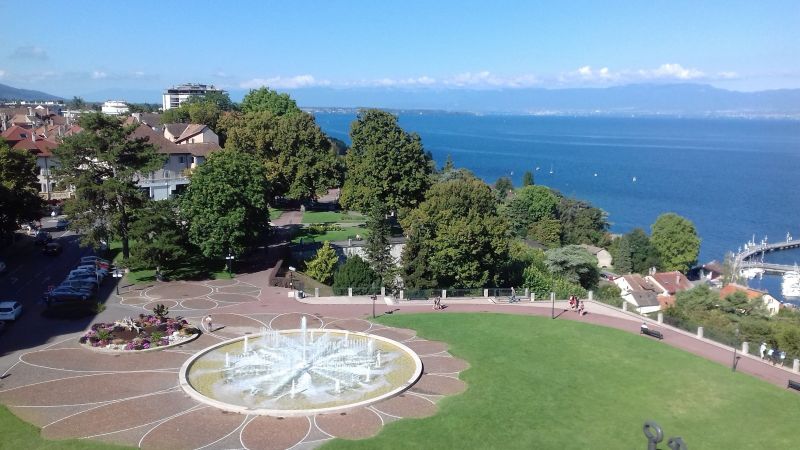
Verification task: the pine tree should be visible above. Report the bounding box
[365,205,393,283]
[522,171,534,186]
[305,241,339,285]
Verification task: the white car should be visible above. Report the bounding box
[0,301,22,321]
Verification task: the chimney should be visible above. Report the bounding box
[32,130,36,142]
[28,106,33,116]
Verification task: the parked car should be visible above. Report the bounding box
[56,218,69,231]
[45,291,91,307]
[0,301,23,321]
[42,242,63,255]
[34,230,52,245]
[67,272,104,284]
[76,265,108,278]
[47,288,91,302]
[59,280,98,294]
[80,256,110,269]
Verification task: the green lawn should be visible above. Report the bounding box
[0,406,128,449]
[269,207,285,221]
[324,313,800,450]
[291,225,369,244]
[301,211,365,224]
[108,240,234,284]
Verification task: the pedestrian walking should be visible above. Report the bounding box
[204,315,213,332]
[759,342,767,359]
[433,296,440,310]
[578,301,586,316]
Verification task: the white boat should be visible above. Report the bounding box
[782,271,800,297]
[632,176,637,182]
[549,165,554,174]
[741,268,765,279]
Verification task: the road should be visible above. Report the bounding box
[0,217,120,358]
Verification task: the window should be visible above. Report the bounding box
[179,156,185,164]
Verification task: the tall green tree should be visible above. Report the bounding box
[402,176,510,288]
[494,176,513,202]
[68,96,86,110]
[128,199,190,278]
[0,140,42,241]
[544,245,599,290]
[506,185,559,237]
[522,171,534,186]
[610,235,633,274]
[340,109,432,213]
[305,241,339,285]
[240,87,301,116]
[181,149,270,258]
[627,228,660,273]
[364,205,393,282]
[651,213,700,273]
[556,196,609,246]
[333,255,379,295]
[53,113,165,258]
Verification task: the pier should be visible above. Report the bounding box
[734,233,800,275]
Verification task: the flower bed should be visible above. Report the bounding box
[79,313,201,352]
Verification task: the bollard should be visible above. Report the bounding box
[657,312,663,324]
[622,302,628,312]
[483,288,489,297]
[348,287,353,297]
[532,292,536,301]
[697,326,704,339]
[742,342,749,354]
[588,290,593,301]
[381,286,385,296]
[399,290,404,300]
[442,289,447,299]
[793,359,799,373]
[314,287,319,297]
[525,288,530,299]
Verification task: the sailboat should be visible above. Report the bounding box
[549,165,554,174]
[632,176,637,182]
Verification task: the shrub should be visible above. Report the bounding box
[153,304,169,320]
[333,255,379,295]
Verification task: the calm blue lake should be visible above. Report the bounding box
[315,112,800,299]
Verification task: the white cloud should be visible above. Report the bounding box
[444,71,539,88]
[0,69,6,79]
[10,45,48,60]
[642,63,705,80]
[239,74,329,89]
[91,70,108,80]
[558,63,738,86]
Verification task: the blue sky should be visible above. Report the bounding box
[1,0,798,99]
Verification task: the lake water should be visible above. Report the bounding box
[314,112,800,300]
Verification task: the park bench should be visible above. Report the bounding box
[788,380,800,392]
[640,326,663,340]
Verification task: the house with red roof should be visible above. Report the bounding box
[1,125,68,199]
[719,283,781,316]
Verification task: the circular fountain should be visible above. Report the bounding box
[179,317,423,416]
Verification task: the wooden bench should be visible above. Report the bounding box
[640,326,663,340]
[788,380,800,392]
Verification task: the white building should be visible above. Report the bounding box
[162,83,224,110]
[101,101,130,116]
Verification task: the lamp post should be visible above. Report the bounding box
[225,253,235,274]
[288,266,296,292]
[551,290,555,319]
[732,327,741,372]
[112,267,124,296]
[371,294,377,319]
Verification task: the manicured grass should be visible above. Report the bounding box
[269,207,285,221]
[0,405,129,449]
[301,211,365,224]
[109,241,234,283]
[324,313,800,450]
[291,226,369,244]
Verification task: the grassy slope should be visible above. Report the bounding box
[0,405,129,449]
[324,313,800,450]
[301,211,364,224]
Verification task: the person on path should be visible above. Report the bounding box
[579,301,586,316]
[641,321,649,332]
[204,315,213,332]
[433,296,440,310]
[569,296,575,310]
[759,342,767,359]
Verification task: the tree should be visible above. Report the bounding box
[68,96,86,110]
[364,205,393,282]
[240,87,301,116]
[333,255,379,295]
[556,195,609,246]
[522,171,534,186]
[53,113,165,259]
[442,154,455,172]
[181,149,270,258]
[522,265,587,299]
[610,235,633,274]
[506,185,559,237]
[527,219,562,248]
[161,91,235,132]
[128,199,189,278]
[544,245,599,290]
[493,176,513,202]
[400,231,436,289]
[627,228,661,274]
[340,109,432,213]
[305,241,338,285]
[402,176,510,288]
[0,140,42,241]
[651,213,700,273]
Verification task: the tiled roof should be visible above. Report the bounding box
[719,283,765,300]
[164,123,189,138]
[1,124,30,142]
[176,124,207,142]
[650,271,693,294]
[621,274,656,292]
[130,124,183,154]
[630,290,660,307]
[178,142,221,157]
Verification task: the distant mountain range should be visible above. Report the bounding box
[0,83,63,102]
[4,81,800,117]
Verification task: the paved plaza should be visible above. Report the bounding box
[1,262,798,449]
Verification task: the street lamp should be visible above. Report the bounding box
[225,253,235,274]
[371,294,377,319]
[732,327,741,372]
[112,267,124,296]
[288,266,296,291]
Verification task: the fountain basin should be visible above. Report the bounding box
[179,329,423,416]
